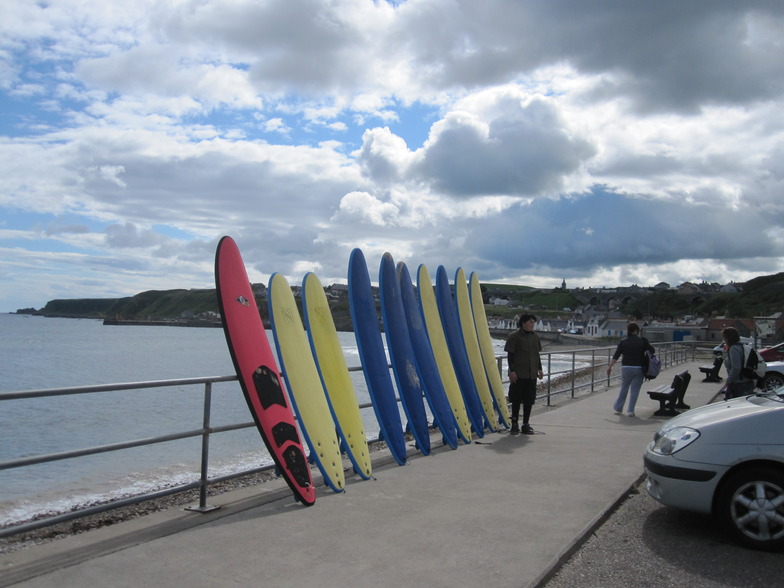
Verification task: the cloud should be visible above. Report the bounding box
[263,117,290,134]
[332,191,400,227]
[355,89,596,198]
[162,0,390,96]
[468,187,779,275]
[76,48,263,112]
[45,220,90,236]
[415,96,595,197]
[355,127,414,183]
[104,222,168,249]
[390,1,784,112]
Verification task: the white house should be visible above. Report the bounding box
[490,297,511,306]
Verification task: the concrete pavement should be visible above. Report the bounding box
[1,360,722,588]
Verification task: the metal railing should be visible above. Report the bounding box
[0,341,696,538]
[540,340,696,405]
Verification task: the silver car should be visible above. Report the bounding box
[644,386,784,551]
[760,360,784,392]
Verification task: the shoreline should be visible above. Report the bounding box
[14,315,595,347]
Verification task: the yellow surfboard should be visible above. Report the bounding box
[302,272,372,480]
[416,265,473,444]
[268,273,345,493]
[454,268,499,430]
[469,271,511,427]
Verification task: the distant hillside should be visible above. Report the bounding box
[30,286,356,331]
[621,272,784,320]
[16,272,784,324]
[33,297,124,318]
[36,289,220,320]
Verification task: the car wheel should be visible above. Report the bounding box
[761,372,784,392]
[717,467,784,551]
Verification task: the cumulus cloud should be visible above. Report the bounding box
[332,191,400,226]
[356,91,596,198]
[355,127,414,183]
[415,97,595,197]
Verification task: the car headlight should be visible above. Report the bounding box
[652,426,700,455]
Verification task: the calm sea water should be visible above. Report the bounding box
[0,314,380,526]
[0,314,551,526]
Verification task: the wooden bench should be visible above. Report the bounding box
[698,356,723,383]
[648,371,691,417]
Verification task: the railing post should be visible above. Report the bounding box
[186,381,220,513]
[590,349,596,393]
[570,352,576,398]
[546,354,552,406]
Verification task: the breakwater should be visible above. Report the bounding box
[102,318,223,328]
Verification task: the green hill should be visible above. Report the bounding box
[19,272,784,323]
[37,289,221,320]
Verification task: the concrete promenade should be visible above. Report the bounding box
[1,360,721,588]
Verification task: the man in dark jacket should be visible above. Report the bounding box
[505,314,544,435]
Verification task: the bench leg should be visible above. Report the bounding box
[652,397,679,417]
[653,395,680,416]
[702,371,722,383]
[675,391,690,410]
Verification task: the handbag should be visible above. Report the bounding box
[642,338,661,380]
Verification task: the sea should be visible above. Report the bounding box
[0,313,559,527]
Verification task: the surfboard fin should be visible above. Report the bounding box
[338,428,348,455]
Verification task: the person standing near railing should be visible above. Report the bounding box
[505,314,544,435]
[607,322,654,417]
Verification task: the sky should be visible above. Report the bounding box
[1,0,783,312]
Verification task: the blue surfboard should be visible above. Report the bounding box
[397,261,458,449]
[347,248,408,466]
[435,265,491,435]
[379,253,431,456]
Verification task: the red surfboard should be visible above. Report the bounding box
[214,236,315,506]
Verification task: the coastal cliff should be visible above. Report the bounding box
[24,287,357,331]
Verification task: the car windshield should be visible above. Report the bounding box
[755,384,784,402]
